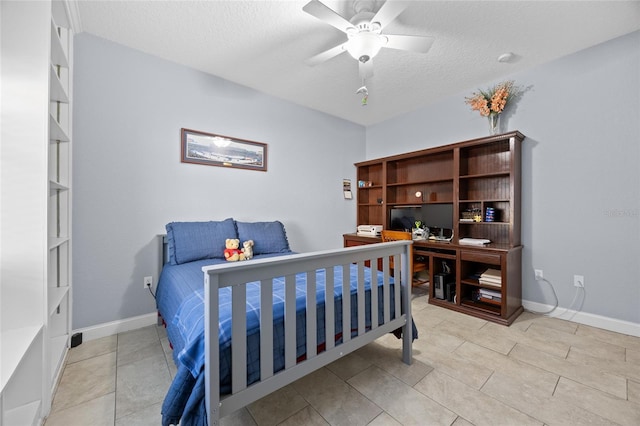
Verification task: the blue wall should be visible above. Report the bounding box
[72,33,364,329]
[73,30,639,331]
[366,31,640,326]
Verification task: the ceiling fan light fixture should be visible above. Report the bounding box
[346,32,385,62]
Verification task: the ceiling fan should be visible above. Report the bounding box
[303,0,435,80]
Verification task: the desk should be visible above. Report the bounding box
[343,233,523,325]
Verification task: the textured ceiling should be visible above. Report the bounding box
[71,0,640,126]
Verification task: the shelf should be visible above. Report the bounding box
[50,20,68,68]
[388,202,453,207]
[459,221,509,225]
[459,171,510,179]
[460,278,503,290]
[47,286,70,316]
[3,400,42,426]
[51,0,70,29]
[460,299,501,315]
[49,113,69,142]
[49,64,68,103]
[49,180,69,191]
[459,199,509,203]
[428,298,457,309]
[387,178,453,187]
[50,334,69,383]
[48,236,69,250]
[0,326,43,393]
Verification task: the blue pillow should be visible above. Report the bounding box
[236,221,291,255]
[166,219,237,265]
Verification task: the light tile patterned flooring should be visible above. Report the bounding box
[46,286,640,425]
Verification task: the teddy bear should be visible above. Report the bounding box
[224,238,245,261]
[242,240,254,260]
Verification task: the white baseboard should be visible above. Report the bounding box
[73,303,640,342]
[522,299,640,337]
[72,312,159,342]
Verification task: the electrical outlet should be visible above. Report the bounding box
[573,275,584,288]
[144,276,153,289]
[534,269,543,280]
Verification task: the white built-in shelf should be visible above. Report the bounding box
[49,113,69,142]
[0,326,43,393]
[2,3,73,424]
[47,286,70,316]
[3,400,42,426]
[49,64,68,103]
[48,237,69,250]
[50,335,69,383]
[49,20,68,68]
[49,180,69,191]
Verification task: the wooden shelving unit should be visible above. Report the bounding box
[348,132,524,325]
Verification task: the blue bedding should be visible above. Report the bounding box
[157,258,415,426]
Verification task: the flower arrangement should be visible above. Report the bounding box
[465,80,517,117]
[465,80,521,134]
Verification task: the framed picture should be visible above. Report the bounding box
[180,128,267,172]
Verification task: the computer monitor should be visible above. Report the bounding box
[389,206,422,231]
[423,203,453,237]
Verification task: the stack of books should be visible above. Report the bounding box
[477,288,502,304]
[479,268,502,288]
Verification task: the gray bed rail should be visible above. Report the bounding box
[202,240,413,425]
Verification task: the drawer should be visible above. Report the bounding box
[460,250,502,265]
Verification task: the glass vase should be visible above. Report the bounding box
[488,113,500,135]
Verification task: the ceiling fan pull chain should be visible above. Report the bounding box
[356,82,369,106]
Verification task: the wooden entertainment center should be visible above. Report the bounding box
[344,131,524,325]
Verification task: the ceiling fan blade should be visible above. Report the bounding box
[306,42,348,66]
[371,0,407,30]
[302,0,353,34]
[384,34,435,53]
[359,59,374,79]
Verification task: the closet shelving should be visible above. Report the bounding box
[1,1,74,423]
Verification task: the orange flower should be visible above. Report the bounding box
[466,80,518,117]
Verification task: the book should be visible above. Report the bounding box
[481,268,501,280]
[479,268,502,287]
[478,279,502,288]
[479,288,501,299]
[459,238,491,246]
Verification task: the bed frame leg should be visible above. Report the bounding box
[401,247,413,365]
[402,320,412,365]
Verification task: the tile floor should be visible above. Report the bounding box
[45,286,640,425]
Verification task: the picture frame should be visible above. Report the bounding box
[180,128,267,172]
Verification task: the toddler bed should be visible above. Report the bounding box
[156,219,414,426]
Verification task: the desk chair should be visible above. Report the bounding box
[381,230,428,286]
